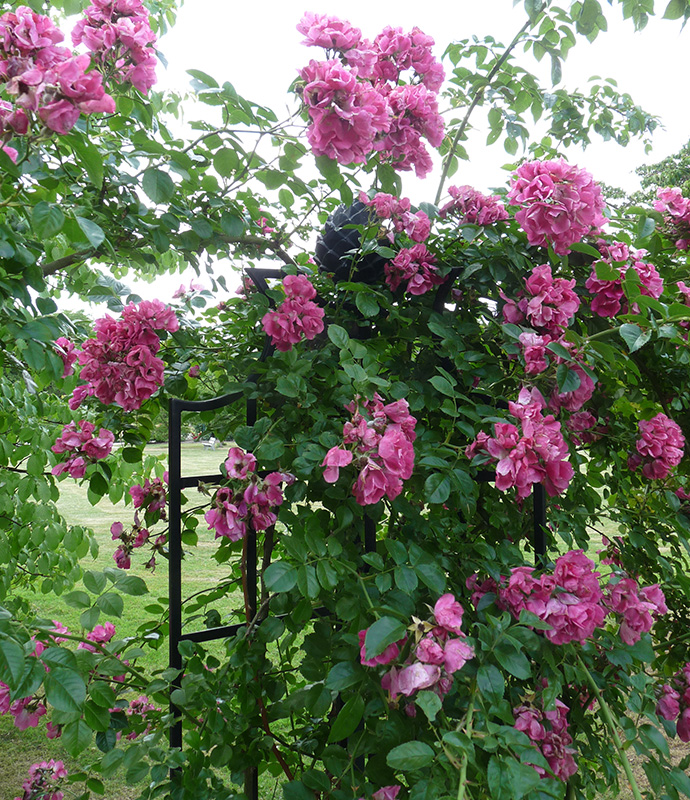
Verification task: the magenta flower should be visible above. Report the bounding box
[51,420,114,479]
[385,243,443,295]
[508,159,605,255]
[629,413,685,481]
[261,275,324,352]
[224,447,257,480]
[433,593,466,635]
[440,185,509,225]
[296,12,361,51]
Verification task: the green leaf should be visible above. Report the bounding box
[355,293,379,318]
[96,593,124,617]
[44,667,86,712]
[327,695,364,742]
[75,217,105,248]
[494,638,532,679]
[364,617,406,660]
[424,473,451,505]
[594,261,620,281]
[325,661,362,691]
[213,148,239,178]
[416,690,442,722]
[70,136,104,187]
[429,375,456,397]
[327,324,350,350]
[283,781,316,800]
[636,216,655,239]
[82,570,108,594]
[62,718,92,757]
[187,68,219,88]
[89,681,116,708]
[220,213,245,237]
[0,640,25,688]
[84,701,111,732]
[414,563,446,595]
[387,741,435,771]
[487,755,541,800]
[550,54,562,84]
[264,561,297,592]
[556,364,581,394]
[663,0,688,20]
[477,663,505,705]
[32,202,65,238]
[64,590,92,609]
[142,169,175,204]
[115,575,149,596]
[669,766,690,797]
[619,323,650,352]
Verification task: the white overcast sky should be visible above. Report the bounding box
[158,0,690,195]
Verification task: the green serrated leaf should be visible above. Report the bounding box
[387,741,435,771]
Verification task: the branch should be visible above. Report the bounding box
[434,16,534,205]
[219,233,296,267]
[40,250,95,277]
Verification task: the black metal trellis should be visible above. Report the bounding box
[166,267,549,798]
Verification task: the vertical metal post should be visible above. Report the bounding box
[168,398,183,753]
[533,483,547,567]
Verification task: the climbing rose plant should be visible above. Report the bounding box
[1,3,690,800]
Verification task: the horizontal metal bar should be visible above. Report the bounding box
[179,473,223,489]
[170,391,244,414]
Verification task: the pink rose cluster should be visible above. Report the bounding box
[121,694,158,741]
[628,412,685,480]
[297,13,444,176]
[468,550,667,646]
[514,694,577,781]
[507,159,606,255]
[109,471,168,570]
[439,184,509,226]
[111,518,162,570]
[130,473,167,517]
[585,240,664,318]
[385,243,444,296]
[361,594,474,706]
[13,759,68,800]
[502,264,580,338]
[71,0,158,94]
[71,299,178,412]
[0,681,46,733]
[359,191,431,243]
[51,419,115,479]
[204,446,295,541]
[321,393,416,506]
[605,577,668,646]
[657,663,690,741]
[654,187,690,250]
[357,191,444,295]
[78,621,117,652]
[467,387,574,499]
[261,274,325,352]
[0,6,115,137]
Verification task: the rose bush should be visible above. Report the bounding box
[2,2,690,800]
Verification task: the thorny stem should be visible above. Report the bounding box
[576,654,644,800]
[434,16,534,206]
